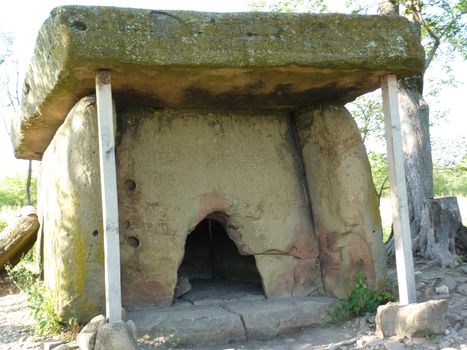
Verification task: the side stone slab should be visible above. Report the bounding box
[13,6,424,159]
[295,105,386,298]
[40,96,106,321]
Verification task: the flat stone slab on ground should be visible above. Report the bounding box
[175,279,265,306]
[224,297,337,339]
[127,296,337,346]
[128,304,246,345]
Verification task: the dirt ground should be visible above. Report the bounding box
[0,259,466,350]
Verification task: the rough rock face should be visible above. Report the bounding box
[12,6,424,159]
[117,107,322,307]
[40,96,105,321]
[295,105,386,298]
[375,300,448,338]
[40,97,324,320]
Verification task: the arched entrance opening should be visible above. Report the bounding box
[175,215,263,301]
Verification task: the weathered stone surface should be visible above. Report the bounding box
[40,96,105,321]
[129,305,246,345]
[78,314,106,350]
[117,108,321,307]
[53,345,70,350]
[174,275,192,298]
[296,105,386,298]
[255,255,322,298]
[39,98,321,319]
[255,255,294,297]
[94,321,138,350]
[0,208,39,269]
[376,300,448,338]
[128,297,337,345]
[13,6,424,159]
[42,339,65,350]
[436,285,450,295]
[224,297,337,338]
[457,283,467,296]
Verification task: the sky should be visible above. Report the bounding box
[0,0,465,178]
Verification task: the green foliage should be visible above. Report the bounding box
[0,219,7,232]
[5,252,68,336]
[0,174,37,206]
[250,0,327,12]
[349,93,385,146]
[404,0,467,61]
[433,154,467,196]
[368,152,390,199]
[328,272,395,324]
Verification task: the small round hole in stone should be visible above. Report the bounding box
[92,230,99,237]
[124,179,136,192]
[72,20,87,31]
[127,236,140,249]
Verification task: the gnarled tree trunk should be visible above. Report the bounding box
[415,197,463,268]
[398,75,434,240]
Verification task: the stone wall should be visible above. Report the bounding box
[295,105,386,298]
[40,96,105,321]
[116,107,322,307]
[40,97,325,321]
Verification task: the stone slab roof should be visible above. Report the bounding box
[11,6,424,159]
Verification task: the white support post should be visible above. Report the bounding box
[381,74,417,305]
[95,70,122,322]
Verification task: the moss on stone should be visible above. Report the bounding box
[12,6,424,159]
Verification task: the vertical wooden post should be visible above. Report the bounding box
[381,74,417,305]
[95,70,122,322]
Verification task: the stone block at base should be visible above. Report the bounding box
[94,321,138,350]
[376,300,448,338]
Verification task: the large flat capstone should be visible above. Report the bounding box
[13,6,424,159]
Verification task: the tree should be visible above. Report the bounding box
[0,33,34,206]
[379,0,466,266]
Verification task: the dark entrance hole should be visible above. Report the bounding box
[176,217,263,300]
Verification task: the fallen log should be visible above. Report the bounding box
[0,207,39,270]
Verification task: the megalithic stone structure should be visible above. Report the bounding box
[11,6,424,322]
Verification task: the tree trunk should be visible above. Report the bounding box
[25,160,32,206]
[0,208,39,269]
[398,75,434,239]
[415,197,462,268]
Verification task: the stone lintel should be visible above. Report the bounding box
[12,6,425,159]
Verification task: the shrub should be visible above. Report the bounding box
[0,219,7,232]
[5,251,77,336]
[328,271,395,324]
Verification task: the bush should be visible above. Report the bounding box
[0,219,7,232]
[5,251,74,336]
[328,271,395,324]
[0,175,37,207]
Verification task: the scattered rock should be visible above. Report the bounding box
[439,340,452,348]
[43,339,65,350]
[384,340,405,350]
[54,345,70,350]
[456,283,467,296]
[78,314,106,350]
[440,277,457,291]
[94,321,138,350]
[174,275,192,298]
[435,285,450,295]
[376,300,448,338]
